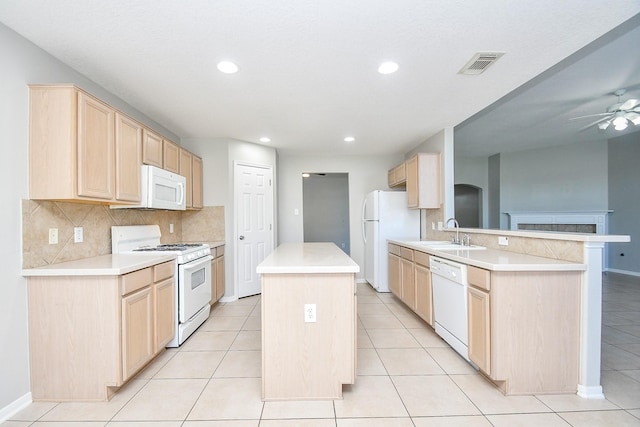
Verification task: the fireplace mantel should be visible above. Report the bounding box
[505,211,613,235]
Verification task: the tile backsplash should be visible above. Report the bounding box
[22,200,225,269]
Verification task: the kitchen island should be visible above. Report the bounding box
[257,242,359,401]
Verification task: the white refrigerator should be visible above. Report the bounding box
[362,190,420,292]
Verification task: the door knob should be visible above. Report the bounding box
[239,235,245,240]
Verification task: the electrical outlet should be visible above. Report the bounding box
[304,304,316,323]
[48,228,58,245]
[169,223,174,233]
[431,222,435,230]
[74,227,83,243]
[498,236,509,246]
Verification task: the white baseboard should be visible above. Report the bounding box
[0,392,32,423]
[605,268,640,278]
[577,384,605,399]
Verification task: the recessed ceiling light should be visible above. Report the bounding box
[378,62,399,75]
[302,173,310,178]
[259,137,271,143]
[217,61,239,74]
[344,136,355,142]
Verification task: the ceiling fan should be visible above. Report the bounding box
[571,89,640,131]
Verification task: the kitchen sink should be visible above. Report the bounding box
[429,244,486,250]
[404,241,486,250]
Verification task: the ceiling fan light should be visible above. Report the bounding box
[598,121,610,130]
[613,116,628,131]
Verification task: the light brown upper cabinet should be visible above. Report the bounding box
[142,128,163,168]
[115,113,142,202]
[179,148,203,210]
[192,154,203,209]
[406,153,441,209]
[29,85,140,204]
[388,162,407,188]
[179,148,193,208]
[163,139,180,173]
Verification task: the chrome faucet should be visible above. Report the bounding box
[446,217,460,244]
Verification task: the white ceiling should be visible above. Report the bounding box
[1,1,639,156]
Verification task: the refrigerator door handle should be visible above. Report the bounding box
[361,197,368,244]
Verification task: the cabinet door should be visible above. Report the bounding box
[210,258,218,304]
[142,129,163,167]
[163,139,180,173]
[394,163,406,184]
[215,255,225,301]
[387,168,396,187]
[122,286,154,381]
[179,148,193,208]
[77,92,115,200]
[388,253,401,298]
[115,113,142,202]
[468,286,491,375]
[154,277,175,352]
[192,155,203,209]
[405,155,419,208]
[400,258,416,310]
[415,264,432,326]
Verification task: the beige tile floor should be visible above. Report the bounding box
[4,272,640,426]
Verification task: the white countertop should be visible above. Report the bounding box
[390,240,586,272]
[22,253,176,277]
[257,242,360,274]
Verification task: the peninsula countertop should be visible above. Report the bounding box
[257,242,360,274]
[22,253,176,277]
[389,239,587,272]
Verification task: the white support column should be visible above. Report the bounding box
[577,241,605,399]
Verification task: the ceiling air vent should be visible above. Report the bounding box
[458,52,505,75]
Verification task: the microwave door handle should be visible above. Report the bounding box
[178,182,185,205]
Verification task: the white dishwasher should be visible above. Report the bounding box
[430,256,471,362]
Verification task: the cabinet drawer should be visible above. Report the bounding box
[120,267,153,295]
[414,250,430,268]
[388,243,401,256]
[468,265,491,291]
[153,261,174,282]
[400,247,414,261]
[215,245,225,257]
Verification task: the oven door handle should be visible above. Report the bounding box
[181,255,214,272]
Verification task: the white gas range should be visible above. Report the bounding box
[111,225,213,347]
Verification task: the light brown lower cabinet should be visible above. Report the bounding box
[467,266,581,395]
[26,261,175,401]
[389,244,432,323]
[388,245,401,297]
[211,245,225,304]
[414,263,433,326]
[400,255,416,310]
[467,285,490,374]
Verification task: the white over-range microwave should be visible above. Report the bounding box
[112,165,186,210]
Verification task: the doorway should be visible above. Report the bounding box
[454,183,482,228]
[302,173,350,254]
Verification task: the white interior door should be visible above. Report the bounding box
[235,163,274,298]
